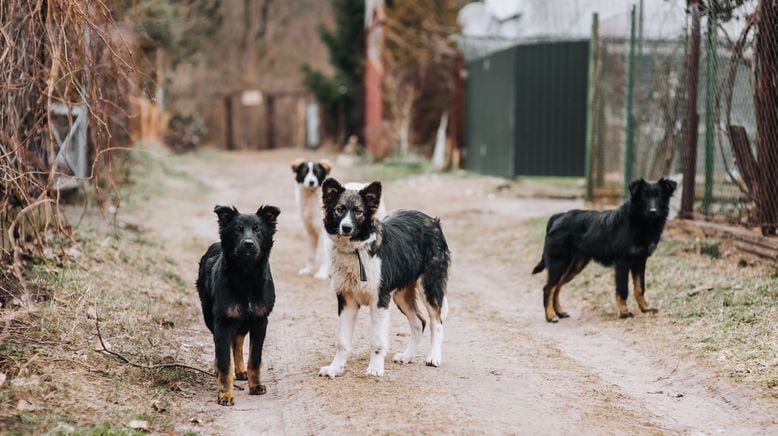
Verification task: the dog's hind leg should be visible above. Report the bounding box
[314,233,331,280]
[214,325,235,406]
[631,257,657,314]
[392,283,426,364]
[233,334,247,380]
[543,259,569,323]
[421,269,448,367]
[554,258,590,318]
[248,317,268,395]
[615,262,634,318]
[319,293,359,378]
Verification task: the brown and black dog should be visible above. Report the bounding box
[197,204,280,405]
[532,178,677,322]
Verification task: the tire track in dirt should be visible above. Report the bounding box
[130,149,778,434]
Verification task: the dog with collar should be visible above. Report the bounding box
[318,178,450,378]
[291,158,332,279]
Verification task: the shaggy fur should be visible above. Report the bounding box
[291,158,332,279]
[318,178,450,378]
[532,178,677,322]
[197,204,280,405]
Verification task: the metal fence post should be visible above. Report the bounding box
[585,13,599,201]
[703,7,717,214]
[623,5,637,198]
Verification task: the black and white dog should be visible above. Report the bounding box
[291,158,332,279]
[318,178,450,378]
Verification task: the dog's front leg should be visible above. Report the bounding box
[615,262,634,318]
[214,324,235,406]
[319,293,358,378]
[366,300,390,377]
[631,257,657,314]
[248,317,268,395]
[299,224,319,275]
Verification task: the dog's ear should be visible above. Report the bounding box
[291,158,305,172]
[256,205,281,227]
[214,205,239,227]
[360,181,382,214]
[658,177,678,196]
[322,178,344,207]
[628,178,647,197]
[318,159,333,175]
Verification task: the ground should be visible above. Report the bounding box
[2,147,777,434]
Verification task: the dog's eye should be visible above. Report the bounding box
[335,206,345,215]
[252,224,260,233]
[237,224,244,232]
[353,208,363,217]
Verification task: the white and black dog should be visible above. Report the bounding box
[291,159,332,279]
[318,178,450,378]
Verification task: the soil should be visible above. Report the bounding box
[123,148,778,434]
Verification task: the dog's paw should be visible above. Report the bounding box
[619,311,635,319]
[393,352,414,364]
[235,371,247,381]
[319,365,344,378]
[249,384,267,395]
[425,354,442,367]
[217,391,234,406]
[641,307,659,314]
[546,316,559,323]
[313,269,329,280]
[298,266,313,276]
[556,312,571,319]
[366,366,384,377]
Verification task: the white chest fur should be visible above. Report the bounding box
[329,242,382,306]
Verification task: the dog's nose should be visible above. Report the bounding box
[308,180,315,187]
[341,224,353,234]
[242,239,256,249]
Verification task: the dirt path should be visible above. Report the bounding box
[130,148,778,434]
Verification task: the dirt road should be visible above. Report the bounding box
[129,148,778,434]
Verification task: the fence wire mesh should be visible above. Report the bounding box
[588,1,778,235]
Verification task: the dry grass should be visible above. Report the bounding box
[0,158,208,434]
[523,217,778,396]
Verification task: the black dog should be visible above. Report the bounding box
[532,178,677,322]
[197,204,280,405]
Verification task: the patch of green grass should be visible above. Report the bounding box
[153,367,187,385]
[160,270,187,290]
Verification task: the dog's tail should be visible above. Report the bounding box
[532,213,564,275]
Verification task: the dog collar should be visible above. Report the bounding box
[355,250,367,282]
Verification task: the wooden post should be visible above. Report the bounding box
[266,94,275,149]
[224,96,234,150]
[681,1,702,218]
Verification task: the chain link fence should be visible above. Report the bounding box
[587,1,778,235]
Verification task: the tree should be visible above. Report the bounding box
[301,0,365,145]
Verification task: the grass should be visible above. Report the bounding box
[0,152,209,434]
[544,228,778,395]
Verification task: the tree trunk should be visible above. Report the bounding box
[755,0,778,235]
[681,2,702,218]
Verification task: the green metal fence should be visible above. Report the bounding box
[465,40,590,178]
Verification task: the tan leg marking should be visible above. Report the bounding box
[248,339,266,395]
[233,335,247,380]
[216,355,235,406]
[615,292,634,318]
[633,275,658,314]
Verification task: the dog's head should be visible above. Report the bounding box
[213,205,280,265]
[321,178,381,241]
[629,178,677,220]
[291,158,332,189]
